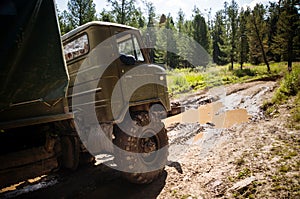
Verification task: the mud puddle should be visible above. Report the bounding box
[164,102,250,129]
[165,82,276,162]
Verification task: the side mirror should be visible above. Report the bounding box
[120,54,136,65]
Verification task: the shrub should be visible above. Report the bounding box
[272,67,300,103]
[233,68,256,77]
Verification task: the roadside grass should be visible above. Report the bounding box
[261,63,300,129]
[167,62,288,98]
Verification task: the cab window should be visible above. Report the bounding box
[117,33,144,62]
[64,34,89,62]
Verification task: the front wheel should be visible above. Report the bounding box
[113,112,169,184]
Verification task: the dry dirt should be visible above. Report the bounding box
[1,80,299,199]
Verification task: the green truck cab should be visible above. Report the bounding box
[0,0,170,187]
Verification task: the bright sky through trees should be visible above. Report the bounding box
[56,0,275,20]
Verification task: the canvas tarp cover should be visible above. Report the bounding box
[0,0,69,111]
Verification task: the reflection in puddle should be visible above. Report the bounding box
[164,101,250,129]
[222,109,250,128]
[164,101,250,157]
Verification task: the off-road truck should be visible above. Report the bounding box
[0,0,170,187]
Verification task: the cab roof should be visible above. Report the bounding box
[61,21,138,41]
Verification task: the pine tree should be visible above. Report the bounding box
[272,0,300,71]
[237,8,249,69]
[176,16,195,68]
[192,8,209,68]
[145,1,156,27]
[58,10,73,35]
[67,0,97,28]
[143,1,156,62]
[218,2,232,66]
[107,0,137,25]
[177,9,185,33]
[227,0,239,70]
[212,10,227,65]
[165,14,179,68]
[193,9,209,52]
[267,2,281,62]
[128,8,145,28]
[247,4,270,72]
[176,9,191,68]
[154,14,168,65]
[99,9,115,22]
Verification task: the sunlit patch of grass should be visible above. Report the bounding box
[166,62,299,98]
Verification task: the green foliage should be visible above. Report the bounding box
[167,62,292,98]
[237,8,250,69]
[107,0,136,25]
[193,9,209,52]
[67,0,97,27]
[272,0,300,71]
[237,168,251,179]
[58,10,73,35]
[212,11,227,65]
[57,0,97,33]
[227,0,239,70]
[233,68,256,78]
[99,9,115,22]
[272,66,300,104]
[55,0,299,71]
[279,165,291,173]
[246,4,270,71]
[262,63,300,129]
[185,73,206,89]
[145,1,156,27]
[167,72,190,96]
[290,92,300,129]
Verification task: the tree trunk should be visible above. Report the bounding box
[252,14,270,73]
[121,0,125,24]
[229,54,234,70]
[287,37,293,72]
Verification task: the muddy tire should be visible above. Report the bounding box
[114,112,169,184]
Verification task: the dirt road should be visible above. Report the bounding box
[2,80,299,199]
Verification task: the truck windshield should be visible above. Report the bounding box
[117,33,144,62]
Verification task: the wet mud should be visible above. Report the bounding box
[0,81,277,199]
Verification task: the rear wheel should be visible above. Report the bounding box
[114,111,168,184]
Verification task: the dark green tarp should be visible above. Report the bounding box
[0,0,69,111]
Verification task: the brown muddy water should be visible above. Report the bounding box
[163,101,250,129]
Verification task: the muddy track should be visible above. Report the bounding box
[0,80,280,199]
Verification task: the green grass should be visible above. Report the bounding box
[167,62,291,98]
[290,92,300,129]
[261,63,300,129]
[272,66,300,104]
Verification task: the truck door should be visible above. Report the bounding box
[110,27,158,107]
